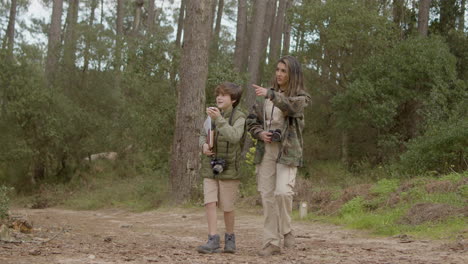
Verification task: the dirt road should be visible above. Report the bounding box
[0,207,466,264]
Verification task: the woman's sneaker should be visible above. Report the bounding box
[223,233,236,253]
[197,234,221,254]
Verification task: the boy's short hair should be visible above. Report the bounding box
[214,82,243,108]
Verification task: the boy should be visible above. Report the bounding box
[197,82,246,254]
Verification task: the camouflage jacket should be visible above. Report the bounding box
[246,89,311,167]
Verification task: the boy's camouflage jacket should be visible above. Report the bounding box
[246,88,311,167]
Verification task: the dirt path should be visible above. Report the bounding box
[0,207,466,264]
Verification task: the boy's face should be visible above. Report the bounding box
[216,93,235,110]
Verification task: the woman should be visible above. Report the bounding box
[246,55,311,256]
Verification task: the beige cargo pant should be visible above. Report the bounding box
[256,142,297,248]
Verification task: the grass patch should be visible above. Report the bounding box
[13,160,169,212]
[294,170,467,240]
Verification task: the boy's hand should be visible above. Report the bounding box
[206,107,221,120]
[259,131,272,143]
[253,84,268,97]
[202,143,214,156]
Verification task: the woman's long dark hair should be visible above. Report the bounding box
[272,55,305,97]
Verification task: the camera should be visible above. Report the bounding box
[210,158,226,175]
[268,129,282,142]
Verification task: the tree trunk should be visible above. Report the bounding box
[282,0,293,56]
[147,0,156,35]
[259,0,277,83]
[460,0,466,31]
[83,0,98,74]
[175,0,186,48]
[392,0,405,38]
[341,131,349,167]
[211,0,224,58]
[170,0,214,204]
[115,0,124,91]
[234,0,247,72]
[3,0,17,61]
[98,0,104,71]
[417,0,431,36]
[63,0,80,72]
[132,0,144,36]
[46,0,63,85]
[440,0,457,35]
[269,0,287,64]
[245,0,267,109]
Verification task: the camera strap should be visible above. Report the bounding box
[214,108,236,160]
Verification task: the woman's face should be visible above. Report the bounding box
[275,62,289,89]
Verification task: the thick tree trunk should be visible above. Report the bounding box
[63,0,80,71]
[170,0,214,204]
[417,0,431,36]
[259,0,277,83]
[115,0,124,91]
[3,0,17,61]
[46,0,63,85]
[245,0,267,109]
[175,0,186,48]
[269,0,287,64]
[234,0,247,72]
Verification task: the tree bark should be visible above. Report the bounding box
[211,0,224,57]
[83,0,98,74]
[115,0,124,91]
[170,0,214,204]
[341,131,349,166]
[234,0,247,72]
[46,0,63,85]
[259,0,277,83]
[245,0,267,109]
[282,0,293,56]
[3,0,17,61]
[440,0,457,35]
[63,0,80,71]
[460,0,466,31]
[132,0,144,36]
[147,0,156,35]
[417,0,431,36]
[269,0,287,64]
[175,0,186,48]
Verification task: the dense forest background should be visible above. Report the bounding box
[0,0,466,204]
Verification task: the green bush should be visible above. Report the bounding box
[371,178,400,196]
[399,115,468,175]
[0,185,13,220]
[340,196,365,215]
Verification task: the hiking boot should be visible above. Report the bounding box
[258,243,281,256]
[197,234,221,254]
[284,231,295,248]
[223,233,236,253]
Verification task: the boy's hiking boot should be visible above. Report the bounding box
[284,231,295,248]
[223,233,236,253]
[258,243,281,256]
[197,234,221,254]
